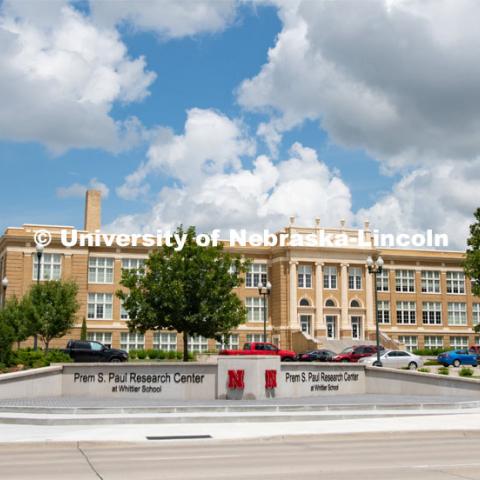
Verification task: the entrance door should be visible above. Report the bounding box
[326,315,337,339]
[351,316,362,340]
[300,315,312,335]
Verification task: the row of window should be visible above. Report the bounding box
[398,335,477,352]
[377,301,480,326]
[31,256,471,297]
[86,331,267,353]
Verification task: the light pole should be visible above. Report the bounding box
[34,244,44,351]
[367,255,384,366]
[1,277,8,308]
[257,281,272,343]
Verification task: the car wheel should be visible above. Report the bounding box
[474,363,478,368]
[408,362,417,370]
[453,359,461,368]
[282,357,293,362]
[110,357,121,363]
[372,361,383,367]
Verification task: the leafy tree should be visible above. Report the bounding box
[118,226,248,361]
[80,317,87,341]
[0,316,14,365]
[25,281,80,351]
[0,296,33,348]
[465,209,480,333]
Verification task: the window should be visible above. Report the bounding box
[152,332,177,351]
[377,301,390,324]
[395,270,415,292]
[87,293,113,320]
[398,335,418,352]
[449,336,468,349]
[323,266,337,289]
[424,336,443,349]
[348,267,362,290]
[422,302,442,325]
[446,271,465,294]
[448,302,467,325]
[120,301,129,320]
[421,271,440,293]
[376,269,389,292]
[120,332,144,351]
[325,299,336,307]
[87,332,112,347]
[188,335,209,353]
[396,301,416,324]
[246,334,264,343]
[32,253,62,281]
[299,298,310,306]
[297,265,312,288]
[473,304,480,326]
[88,257,114,284]
[121,258,145,272]
[216,334,239,351]
[350,300,360,308]
[246,263,267,288]
[246,297,267,322]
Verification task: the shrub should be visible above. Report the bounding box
[0,363,7,373]
[176,351,183,360]
[45,350,72,364]
[128,349,138,360]
[167,350,177,360]
[424,360,440,366]
[438,367,450,375]
[188,351,195,361]
[413,348,450,356]
[9,349,71,369]
[0,318,15,365]
[136,349,147,360]
[146,349,159,360]
[157,350,167,360]
[417,367,431,373]
[459,367,474,377]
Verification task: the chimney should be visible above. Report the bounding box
[84,190,102,231]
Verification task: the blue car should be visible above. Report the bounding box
[437,350,478,367]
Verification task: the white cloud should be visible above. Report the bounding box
[89,0,237,39]
[0,1,156,153]
[109,109,352,235]
[57,178,110,199]
[237,0,480,247]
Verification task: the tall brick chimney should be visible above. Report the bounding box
[84,190,102,231]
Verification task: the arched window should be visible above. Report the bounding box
[325,299,336,307]
[350,300,360,308]
[299,298,310,306]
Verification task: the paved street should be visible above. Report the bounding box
[2,432,480,480]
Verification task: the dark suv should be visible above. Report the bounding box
[64,340,128,363]
[332,345,385,363]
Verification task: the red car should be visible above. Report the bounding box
[332,345,384,363]
[219,342,297,361]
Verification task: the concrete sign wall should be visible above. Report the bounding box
[62,363,217,400]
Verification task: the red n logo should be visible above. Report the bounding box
[265,369,277,389]
[228,369,245,389]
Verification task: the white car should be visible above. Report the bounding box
[358,350,424,370]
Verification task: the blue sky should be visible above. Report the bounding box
[0,1,478,248]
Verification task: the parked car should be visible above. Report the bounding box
[358,350,423,369]
[332,345,385,363]
[437,349,479,367]
[63,340,129,363]
[469,345,480,356]
[219,342,297,361]
[297,349,336,362]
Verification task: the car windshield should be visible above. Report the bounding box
[341,347,354,354]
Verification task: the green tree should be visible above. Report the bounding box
[118,226,248,361]
[25,281,80,351]
[0,316,14,365]
[465,208,480,333]
[0,297,33,348]
[80,317,87,341]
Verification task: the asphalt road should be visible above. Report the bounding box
[2,431,480,480]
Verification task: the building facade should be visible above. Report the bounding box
[0,191,478,353]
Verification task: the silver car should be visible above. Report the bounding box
[358,349,424,370]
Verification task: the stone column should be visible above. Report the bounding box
[315,262,325,334]
[289,260,299,329]
[340,263,350,336]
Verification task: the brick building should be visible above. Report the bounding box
[0,190,478,353]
